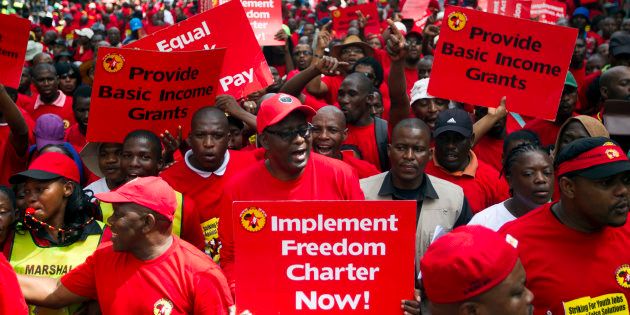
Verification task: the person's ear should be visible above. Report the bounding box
[387,143,392,159]
[341,128,348,142]
[559,176,576,198]
[260,133,270,150]
[142,213,157,233]
[600,86,609,100]
[63,181,74,198]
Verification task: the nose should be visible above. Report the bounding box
[525,287,534,305]
[25,191,38,206]
[533,171,548,185]
[107,214,115,226]
[613,179,630,198]
[428,101,439,113]
[403,148,414,160]
[203,136,215,148]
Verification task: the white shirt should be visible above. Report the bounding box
[184,149,229,178]
[468,201,516,231]
[84,177,110,197]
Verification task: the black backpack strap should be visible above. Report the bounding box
[374,117,390,171]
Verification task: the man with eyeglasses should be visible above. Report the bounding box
[25,63,75,129]
[311,105,379,178]
[218,93,364,294]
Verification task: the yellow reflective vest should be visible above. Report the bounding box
[9,222,105,315]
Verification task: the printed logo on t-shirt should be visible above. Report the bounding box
[153,298,174,315]
[616,264,630,289]
[606,148,621,160]
[562,293,628,315]
[240,207,267,232]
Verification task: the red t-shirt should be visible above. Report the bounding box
[341,150,380,179]
[404,66,418,96]
[61,237,234,315]
[321,75,344,105]
[500,203,630,315]
[218,153,364,290]
[0,126,28,186]
[424,152,510,213]
[26,93,76,129]
[17,93,33,110]
[0,255,27,314]
[160,150,256,223]
[344,122,381,171]
[473,135,504,172]
[64,123,86,153]
[524,118,562,148]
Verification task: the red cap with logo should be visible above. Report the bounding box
[256,93,316,134]
[420,225,519,304]
[10,152,81,184]
[95,176,177,221]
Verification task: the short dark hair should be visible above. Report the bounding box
[123,130,162,159]
[352,57,384,88]
[503,129,541,157]
[73,85,92,109]
[502,143,548,177]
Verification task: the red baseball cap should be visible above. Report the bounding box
[95,176,176,221]
[10,152,80,184]
[256,93,316,134]
[420,225,519,304]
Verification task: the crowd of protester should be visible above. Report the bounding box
[0,0,629,313]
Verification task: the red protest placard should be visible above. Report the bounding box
[239,0,284,46]
[126,0,273,100]
[331,3,379,38]
[505,0,531,19]
[400,0,429,21]
[428,6,577,120]
[530,0,566,24]
[86,47,225,143]
[0,14,30,89]
[233,201,416,314]
[487,0,507,15]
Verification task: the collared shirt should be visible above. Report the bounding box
[33,91,67,111]
[377,172,472,227]
[184,149,229,178]
[431,150,479,177]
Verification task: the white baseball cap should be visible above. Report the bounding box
[409,78,434,104]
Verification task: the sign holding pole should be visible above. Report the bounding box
[0,14,30,89]
[233,200,416,314]
[126,0,273,99]
[429,6,577,120]
[86,47,225,143]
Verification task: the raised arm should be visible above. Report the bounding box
[472,97,508,146]
[386,19,411,130]
[0,85,29,156]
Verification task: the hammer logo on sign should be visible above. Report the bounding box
[153,298,173,315]
[240,207,267,232]
[102,53,125,73]
[615,264,630,289]
[447,12,467,31]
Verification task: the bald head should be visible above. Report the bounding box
[600,66,630,101]
[314,106,347,129]
[344,72,373,94]
[392,118,431,141]
[191,106,228,130]
[32,53,53,66]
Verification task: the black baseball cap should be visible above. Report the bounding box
[555,137,630,179]
[609,33,630,57]
[433,108,473,138]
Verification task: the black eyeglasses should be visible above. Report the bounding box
[293,51,313,56]
[265,124,312,141]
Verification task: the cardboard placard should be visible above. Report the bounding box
[331,3,380,38]
[0,14,30,89]
[530,0,566,24]
[86,47,225,143]
[505,0,531,19]
[126,0,273,99]
[233,201,416,314]
[429,6,577,120]
[240,0,284,46]
[401,0,430,21]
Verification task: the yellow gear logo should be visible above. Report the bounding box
[615,265,630,289]
[606,148,620,160]
[102,53,125,73]
[240,207,267,232]
[332,10,341,18]
[447,12,467,31]
[153,298,173,315]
